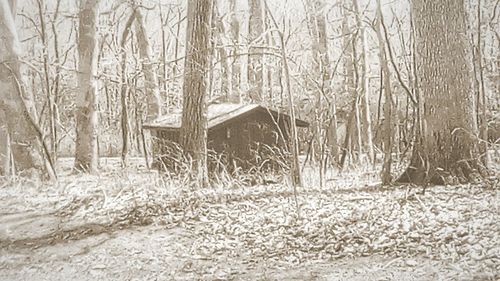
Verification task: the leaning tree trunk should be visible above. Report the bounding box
[179,0,213,187]
[74,0,99,173]
[0,0,49,177]
[397,0,485,185]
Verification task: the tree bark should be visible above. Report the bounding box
[353,0,375,165]
[212,2,231,101]
[229,0,241,103]
[472,0,489,168]
[119,11,135,167]
[74,0,99,173]
[134,7,162,120]
[375,0,393,185]
[36,0,57,161]
[0,0,49,177]
[341,4,358,166]
[397,0,486,185]
[180,0,213,187]
[247,0,264,102]
[305,0,339,169]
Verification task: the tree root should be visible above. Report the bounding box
[396,159,486,187]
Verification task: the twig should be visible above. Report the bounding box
[383,257,402,269]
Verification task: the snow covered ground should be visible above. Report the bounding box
[0,159,498,280]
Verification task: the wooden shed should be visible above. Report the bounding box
[143,103,309,171]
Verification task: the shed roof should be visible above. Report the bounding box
[143,103,309,130]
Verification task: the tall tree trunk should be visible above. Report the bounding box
[397,0,486,185]
[132,7,157,169]
[212,2,231,101]
[180,0,213,187]
[134,7,161,120]
[0,0,49,177]
[472,0,489,168]
[36,0,57,161]
[173,7,182,108]
[74,0,99,173]
[119,11,135,167]
[375,0,393,185]
[341,4,357,166]
[353,0,375,165]
[264,7,273,103]
[159,5,171,112]
[305,0,338,169]
[247,0,264,102]
[50,0,62,161]
[229,0,241,103]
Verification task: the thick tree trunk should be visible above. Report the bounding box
[247,0,264,102]
[397,0,485,185]
[74,0,99,173]
[180,0,213,187]
[0,0,48,177]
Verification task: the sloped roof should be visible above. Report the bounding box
[143,103,309,130]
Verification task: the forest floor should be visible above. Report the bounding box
[0,158,499,281]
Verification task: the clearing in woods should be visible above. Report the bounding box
[0,158,498,280]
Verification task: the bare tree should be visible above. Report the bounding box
[470,0,490,168]
[212,1,231,102]
[264,0,302,188]
[179,0,213,187]
[353,0,375,165]
[118,10,136,166]
[133,6,162,120]
[247,0,264,102]
[397,0,486,185]
[0,0,52,178]
[35,0,57,161]
[74,0,99,173]
[304,0,335,185]
[229,0,241,103]
[339,1,360,169]
[375,0,393,185]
